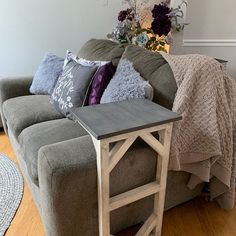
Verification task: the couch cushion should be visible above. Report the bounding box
[19,118,88,186]
[121,45,177,109]
[78,39,126,67]
[3,95,64,138]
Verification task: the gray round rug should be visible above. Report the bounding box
[0,154,23,236]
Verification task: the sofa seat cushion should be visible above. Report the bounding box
[19,118,88,186]
[3,95,64,138]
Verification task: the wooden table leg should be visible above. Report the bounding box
[93,138,110,236]
[153,123,173,236]
[91,123,173,236]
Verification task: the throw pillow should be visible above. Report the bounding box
[64,50,109,68]
[121,45,177,109]
[30,53,64,95]
[87,62,116,105]
[51,58,98,116]
[63,50,113,106]
[100,59,153,104]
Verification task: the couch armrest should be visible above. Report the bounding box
[0,76,33,132]
[38,135,155,236]
[38,135,98,236]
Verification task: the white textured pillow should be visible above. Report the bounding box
[64,50,109,68]
[100,59,153,104]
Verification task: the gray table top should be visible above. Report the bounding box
[69,99,182,140]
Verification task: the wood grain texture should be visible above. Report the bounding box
[91,121,173,235]
[108,136,137,173]
[110,182,160,212]
[153,123,173,236]
[93,138,111,236]
[69,99,181,140]
[1,130,236,236]
[136,213,157,236]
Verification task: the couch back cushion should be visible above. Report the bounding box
[3,95,64,138]
[78,39,126,67]
[121,45,177,109]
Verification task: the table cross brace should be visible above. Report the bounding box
[92,122,173,236]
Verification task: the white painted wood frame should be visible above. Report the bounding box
[91,122,173,236]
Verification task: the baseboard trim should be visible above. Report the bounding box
[183,39,236,47]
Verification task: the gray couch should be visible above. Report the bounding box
[0,39,204,236]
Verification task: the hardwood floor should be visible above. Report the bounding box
[0,131,44,236]
[1,130,236,236]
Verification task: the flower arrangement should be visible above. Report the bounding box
[107,0,187,52]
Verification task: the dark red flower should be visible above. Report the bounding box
[152,3,170,18]
[118,10,127,22]
[118,8,134,22]
[151,15,172,36]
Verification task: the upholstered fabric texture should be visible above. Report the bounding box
[88,62,116,105]
[2,95,64,138]
[121,45,177,109]
[101,59,153,104]
[19,118,88,185]
[51,60,97,116]
[0,76,33,134]
[30,54,64,95]
[37,135,203,235]
[78,39,126,67]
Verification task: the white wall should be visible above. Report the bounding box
[0,0,123,76]
[4,1,235,78]
[169,0,187,54]
[183,0,236,78]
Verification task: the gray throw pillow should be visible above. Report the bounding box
[30,53,64,95]
[51,60,98,116]
[100,59,153,104]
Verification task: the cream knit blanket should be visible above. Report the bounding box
[161,53,236,209]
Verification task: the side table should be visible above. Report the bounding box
[69,99,181,236]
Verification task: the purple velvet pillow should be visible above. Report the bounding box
[88,62,115,105]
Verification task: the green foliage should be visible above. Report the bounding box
[133,26,168,52]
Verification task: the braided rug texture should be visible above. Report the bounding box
[0,154,23,235]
